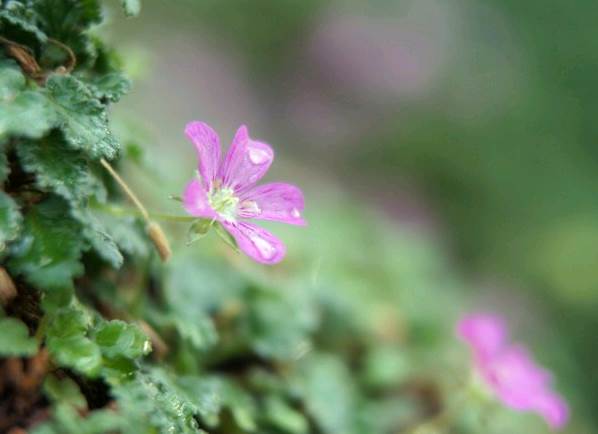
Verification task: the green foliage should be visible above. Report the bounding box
[7,197,84,291]
[0,191,21,253]
[0,1,585,433]
[0,316,37,355]
[0,60,54,140]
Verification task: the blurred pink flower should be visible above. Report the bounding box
[182,121,305,264]
[457,313,569,430]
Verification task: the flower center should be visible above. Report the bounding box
[208,185,239,221]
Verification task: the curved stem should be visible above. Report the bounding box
[100,158,150,222]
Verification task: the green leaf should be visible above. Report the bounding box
[93,212,149,258]
[32,0,102,67]
[264,396,308,434]
[0,141,9,183]
[121,0,141,17]
[43,374,87,409]
[89,72,131,103]
[296,354,359,434]
[94,319,150,359]
[0,60,54,140]
[0,191,22,254]
[46,306,102,376]
[111,367,202,434]
[17,133,105,206]
[0,317,38,356]
[8,196,84,291]
[0,0,48,42]
[44,74,119,160]
[16,136,123,267]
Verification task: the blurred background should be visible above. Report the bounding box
[102,0,598,431]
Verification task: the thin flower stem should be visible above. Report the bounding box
[100,158,150,223]
[99,158,173,261]
[96,203,196,223]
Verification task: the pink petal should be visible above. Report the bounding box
[183,179,216,218]
[218,125,274,192]
[222,221,286,264]
[185,121,222,189]
[483,345,552,410]
[238,183,306,225]
[533,392,569,430]
[456,313,508,362]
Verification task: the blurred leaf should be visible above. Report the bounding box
[296,354,359,434]
[43,374,87,409]
[0,317,37,356]
[0,0,48,42]
[264,396,308,434]
[0,191,22,254]
[121,0,141,17]
[7,196,84,291]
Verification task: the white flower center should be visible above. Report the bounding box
[208,184,239,221]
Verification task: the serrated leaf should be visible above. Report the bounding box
[89,72,131,103]
[0,0,48,42]
[16,132,123,267]
[17,133,105,206]
[0,317,38,356]
[121,0,141,17]
[112,367,202,434]
[0,191,22,254]
[0,60,54,140]
[94,319,150,359]
[44,74,119,160]
[7,196,84,291]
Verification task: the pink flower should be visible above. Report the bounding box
[457,313,569,430]
[182,121,305,264]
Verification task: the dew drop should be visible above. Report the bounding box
[248,147,271,165]
[252,235,276,260]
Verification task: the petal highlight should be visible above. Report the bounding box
[183,179,216,219]
[218,125,274,192]
[185,121,222,189]
[238,182,306,225]
[222,221,286,264]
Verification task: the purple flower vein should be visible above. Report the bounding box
[182,121,306,264]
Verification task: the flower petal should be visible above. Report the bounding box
[532,392,569,430]
[222,221,286,264]
[456,313,508,362]
[218,125,274,192]
[238,183,306,225]
[183,179,216,218]
[483,345,552,410]
[185,121,222,189]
